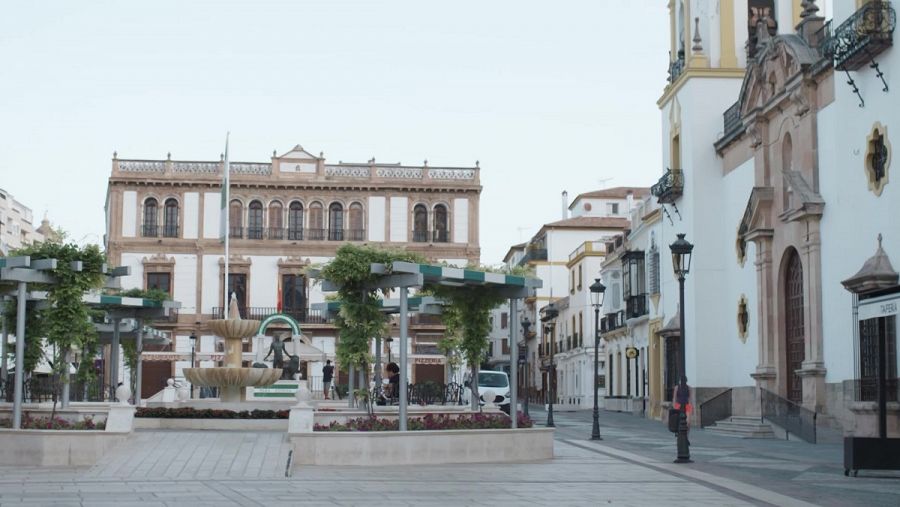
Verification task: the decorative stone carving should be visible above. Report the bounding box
[173,161,218,173]
[427,168,476,180]
[231,163,272,175]
[119,161,165,172]
[748,124,763,148]
[737,295,750,343]
[376,167,424,179]
[325,165,370,178]
[865,122,891,196]
[790,87,810,117]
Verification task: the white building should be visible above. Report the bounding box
[0,187,51,255]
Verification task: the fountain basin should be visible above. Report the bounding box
[183,367,283,387]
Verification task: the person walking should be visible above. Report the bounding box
[322,360,334,400]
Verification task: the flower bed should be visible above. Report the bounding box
[0,415,105,430]
[136,407,289,419]
[314,412,532,431]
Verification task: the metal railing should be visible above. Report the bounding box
[723,101,743,137]
[412,229,429,242]
[1,376,111,403]
[287,228,303,240]
[267,227,285,240]
[700,388,733,427]
[328,229,344,241]
[142,224,159,237]
[650,168,684,204]
[211,306,332,324]
[229,226,243,239]
[247,227,264,240]
[760,388,817,443]
[306,228,326,241]
[347,229,365,241]
[822,1,896,71]
[162,225,179,238]
[668,53,685,83]
[625,294,648,319]
[519,248,548,265]
[433,229,449,243]
[601,310,625,333]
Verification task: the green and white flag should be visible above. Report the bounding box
[219,134,230,242]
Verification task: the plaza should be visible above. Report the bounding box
[0,410,898,506]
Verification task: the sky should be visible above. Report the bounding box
[0,0,669,263]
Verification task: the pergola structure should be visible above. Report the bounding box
[0,256,179,428]
[317,261,541,431]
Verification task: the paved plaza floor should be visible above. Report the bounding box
[0,408,897,506]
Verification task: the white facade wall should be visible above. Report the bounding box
[201,254,221,313]
[389,197,407,242]
[172,254,198,314]
[182,192,199,239]
[453,198,469,244]
[202,192,219,239]
[248,255,280,308]
[367,196,386,242]
[118,252,152,290]
[122,191,137,238]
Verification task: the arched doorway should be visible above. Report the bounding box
[784,249,805,403]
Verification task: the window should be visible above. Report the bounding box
[500,312,508,329]
[623,251,647,318]
[229,200,243,238]
[866,122,891,196]
[570,269,575,294]
[348,203,364,241]
[607,202,619,215]
[413,204,428,242]
[163,198,178,237]
[578,265,583,290]
[672,133,681,171]
[785,249,805,404]
[782,133,793,211]
[142,198,158,237]
[268,201,284,239]
[649,250,660,294]
[433,204,448,242]
[282,274,307,320]
[859,316,898,401]
[328,203,344,241]
[502,339,509,355]
[579,312,584,347]
[247,200,263,239]
[308,202,324,240]
[226,274,248,316]
[288,201,303,240]
[147,272,171,295]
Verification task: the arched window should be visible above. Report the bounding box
[267,201,283,240]
[782,133,793,211]
[433,204,448,242]
[163,198,179,238]
[248,200,264,239]
[229,199,243,238]
[784,249,804,404]
[348,202,364,241]
[142,198,158,237]
[328,202,344,241]
[413,204,428,242]
[308,202,324,240]
[288,201,304,240]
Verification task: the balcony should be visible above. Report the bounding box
[822,1,896,71]
[287,228,303,240]
[518,248,548,266]
[347,229,366,241]
[247,227,264,240]
[668,53,685,84]
[267,227,285,240]
[412,229,429,243]
[211,306,332,324]
[307,229,326,241]
[601,311,625,333]
[433,229,449,243]
[142,225,158,238]
[722,101,743,139]
[625,294,648,319]
[650,168,684,204]
[229,226,243,239]
[328,229,344,241]
[162,225,179,238]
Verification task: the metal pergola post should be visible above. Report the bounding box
[1,314,8,381]
[509,297,518,429]
[399,286,409,431]
[13,282,26,429]
[135,319,143,406]
[110,317,121,401]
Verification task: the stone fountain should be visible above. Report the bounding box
[183,296,282,402]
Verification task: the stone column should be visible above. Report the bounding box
[800,220,827,412]
[752,236,777,392]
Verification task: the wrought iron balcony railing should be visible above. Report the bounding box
[347,229,366,241]
[267,227,285,240]
[518,248,548,265]
[650,168,684,204]
[142,224,158,237]
[287,228,304,240]
[601,310,626,333]
[625,294,648,319]
[307,228,326,241]
[723,101,743,138]
[328,229,344,241]
[211,306,332,324]
[412,229,429,243]
[433,229,449,243]
[229,226,243,239]
[822,1,896,71]
[162,225,179,238]
[668,54,685,83]
[247,227,264,240]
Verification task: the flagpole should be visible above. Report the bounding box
[224,133,230,319]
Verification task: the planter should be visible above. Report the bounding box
[134,418,288,431]
[0,430,129,466]
[290,427,554,466]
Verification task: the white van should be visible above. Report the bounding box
[463,370,511,413]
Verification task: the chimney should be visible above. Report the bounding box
[626,191,634,213]
[561,191,569,219]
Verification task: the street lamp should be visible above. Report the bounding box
[589,278,606,441]
[540,302,559,427]
[670,233,694,464]
[189,331,197,399]
[521,316,532,418]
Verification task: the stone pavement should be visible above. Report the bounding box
[0,411,896,506]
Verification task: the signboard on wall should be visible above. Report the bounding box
[858,294,900,321]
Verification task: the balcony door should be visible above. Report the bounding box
[784,250,805,404]
[281,274,307,320]
[225,274,248,319]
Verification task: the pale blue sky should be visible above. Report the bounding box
[0,0,668,263]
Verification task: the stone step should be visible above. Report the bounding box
[705,418,776,439]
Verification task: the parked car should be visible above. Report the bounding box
[463,370,511,413]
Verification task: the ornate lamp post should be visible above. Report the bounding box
[521,316,532,418]
[670,233,694,464]
[589,278,606,441]
[541,302,559,427]
[189,331,197,399]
